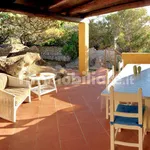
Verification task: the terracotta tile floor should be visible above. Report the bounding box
[0,68,150,150]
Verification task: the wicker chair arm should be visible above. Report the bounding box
[0,90,16,122]
[7,75,30,88]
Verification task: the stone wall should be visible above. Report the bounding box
[65,48,120,69]
[38,46,71,62]
[0,44,119,70]
[0,44,71,62]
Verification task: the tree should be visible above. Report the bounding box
[12,15,60,46]
[61,31,78,60]
[42,21,78,47]
[89,8,150,52]
[107,8,150,52]
[0,12,14,44]
[89,18,113,49]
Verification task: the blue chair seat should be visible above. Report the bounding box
[111,104,145,127]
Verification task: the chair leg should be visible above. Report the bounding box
[145,108,148,135]
[118,128,121,132]
[138,128,143,150]
[110,125,115,150]
[143,107,148,136]
[106,97,109,119]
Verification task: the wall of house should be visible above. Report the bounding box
[122,53,150,66]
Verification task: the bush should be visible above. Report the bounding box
[41,38,64,46]
[61,32,78,60]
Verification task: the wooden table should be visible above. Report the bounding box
[101,64,150,131]
[29,73,57,100]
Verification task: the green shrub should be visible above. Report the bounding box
[61,32,78,60]
[42,38,64,46]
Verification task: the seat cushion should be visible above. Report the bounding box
[5,87,29,106]
[0,73,8,90]
[111,104,145,127]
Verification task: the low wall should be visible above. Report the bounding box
[38,46,71,62]
[122,53,150,66]
[0,45,71,62]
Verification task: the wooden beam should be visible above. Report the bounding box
[49,0,73,9]
[15,0,55,6]
[49,0,91,13]
[85,0,150,17]
[4,0,15,3]
[69,0,134,15]
[0,3,83,23]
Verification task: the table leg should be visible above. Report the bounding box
[52,77,57,93]
[106,96,109,119]
[44,80,47,85]
[37,80,41,100]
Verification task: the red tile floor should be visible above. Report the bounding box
[0,68,150,150]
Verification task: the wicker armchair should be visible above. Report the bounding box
[0,73,31,122]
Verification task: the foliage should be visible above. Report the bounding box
[0,12,64,46]
[41,22,78,47]
[0,12,78,48]
[61,32,78,60]
[0,12,79,60]
[42,38,64,46]
[41,22,79,60]
[0,7,149,61]
[12,15,60,46]
[89,19,113,49]
[89,8,150,52]
[0,13,14,44]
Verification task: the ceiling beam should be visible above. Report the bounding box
[85,0,150,17]
[49,0,72,9]
[69,0,134,15]
[3,0,15,3]
[15,0,55,6]
[49,0,91,13]
[0,3,83,23]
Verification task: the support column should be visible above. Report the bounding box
[79,21,89,76]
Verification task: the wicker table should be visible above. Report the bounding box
[29,73,57,100]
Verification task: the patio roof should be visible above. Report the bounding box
[0,0,150,22]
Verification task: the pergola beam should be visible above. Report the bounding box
[0,3,83,23]
[1,0,150,21]
[68,0,136,15]
[85,0,150,17]
[49,0,72,9]
[49,0,91,13]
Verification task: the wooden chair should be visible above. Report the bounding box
[105,65,115,119]
[110,86,148,150]
[118,60,124,72]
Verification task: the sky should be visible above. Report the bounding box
[145,6,150,15]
